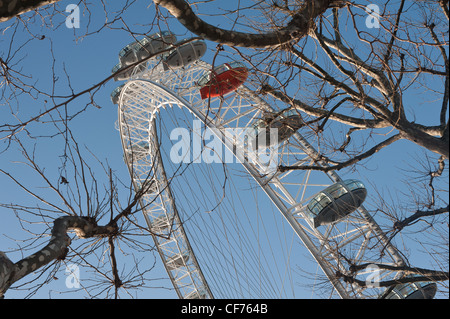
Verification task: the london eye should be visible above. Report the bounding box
[111,32,437,299]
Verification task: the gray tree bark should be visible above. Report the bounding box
[0,216,117,298]
[0,0,60,23]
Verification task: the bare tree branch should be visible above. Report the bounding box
[394,205,449,231]
[0,215,118,298]
[279,133,402,172]
[337,271,449,289]
[153,0,339,48]
[0,0,60,23]
[350,262,449,280]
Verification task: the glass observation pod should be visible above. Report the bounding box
[384,279,438,299]
[110,84,125,104]
[112,62,146,82]
[135,31,177,61]
[111,63,130,81]
[162,38,207,70]
[198,62,248,99]
[251,109,303,148]
[119,31,177,66]
[166,252,190,270]
[305,179,367,228]
[112,63,128,81]
[118,41,140,66]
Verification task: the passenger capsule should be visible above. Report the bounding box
[135,31,177,61]
[384,280,437,299]
[252,109,303,147]
[118,41,140,66]
[111,63,130,81]
[198,62,248,99]
[111,62,145,81]
[163,39,207,70]
[305,179,367,228]
[110,84,124,104]
[119,31,177,65]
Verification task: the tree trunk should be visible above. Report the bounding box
[0,216,117,298]
[0,0,60,23]
[399,120,449,159]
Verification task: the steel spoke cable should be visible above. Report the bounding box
[153,107,284,298]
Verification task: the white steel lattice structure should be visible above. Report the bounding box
[117,58,407,299]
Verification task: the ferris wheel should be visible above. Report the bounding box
[111,32,438,299]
